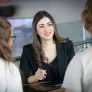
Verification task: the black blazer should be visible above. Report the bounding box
[20,40,75,84]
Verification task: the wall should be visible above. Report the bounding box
[0,0,86,42]
[0,0,85,23]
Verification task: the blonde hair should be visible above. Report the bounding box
[81,0,92,32]
[0,17,12,62]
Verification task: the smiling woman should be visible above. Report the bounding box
[36,17,54,41]
[20,10,75,85]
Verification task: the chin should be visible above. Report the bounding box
[44,37,53,40]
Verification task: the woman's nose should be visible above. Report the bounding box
[44,25,49,31]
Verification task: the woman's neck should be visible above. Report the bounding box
[41,39,55,48]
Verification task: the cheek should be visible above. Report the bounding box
[52,29,54,33]
[36,28,43,35]
[52,27,55,32]
[8,39,13,47]
[51,27,55,35]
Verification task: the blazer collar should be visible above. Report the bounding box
[56,43,65,80]
[56,42,65,66]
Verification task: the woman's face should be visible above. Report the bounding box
[36,17,54,41]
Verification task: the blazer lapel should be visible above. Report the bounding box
[56,43,65,83]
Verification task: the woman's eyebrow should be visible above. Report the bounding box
[39,24,44,26]
[38,22,52,26]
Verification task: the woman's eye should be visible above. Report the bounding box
[39,26,44,28]
[48,24,53,26]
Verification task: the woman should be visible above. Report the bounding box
[0,17,23,92]
[20,11,75,84]
[62,0,92,92]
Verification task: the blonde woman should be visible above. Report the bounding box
[63,0,92,92]
[0,17,23,92]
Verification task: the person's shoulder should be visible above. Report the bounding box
[10,62,20,73]
[76,46,92,56]
[72,46,92,66]
[78,46,92,59]
[64,39,73,45]
[22,43,33,54]
[0,58,5,68]
[0,58,8,76]
[58,38,73,47]
[23,43,32,49]
[0,59,5,74]
[6,62,22,91]
[23,43,33,50]
[0,59,18,72]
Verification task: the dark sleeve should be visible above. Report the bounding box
[67,40,75,63]
[19,45,32,84]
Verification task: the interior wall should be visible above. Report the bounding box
[0,0,85,23]
[0,0,88,55]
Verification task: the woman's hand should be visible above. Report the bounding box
[35,68,47,81]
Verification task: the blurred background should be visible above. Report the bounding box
[0,0,91,63]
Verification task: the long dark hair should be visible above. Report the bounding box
[0,17,12,62]
[32,11,66,68]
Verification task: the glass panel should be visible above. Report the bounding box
[8,18,33,57]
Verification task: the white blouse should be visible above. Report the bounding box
[0,58,23,92]
[63,46,92,92]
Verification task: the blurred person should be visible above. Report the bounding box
[0,17,23,92]
[20,11,75,84]
[62,0,92,92]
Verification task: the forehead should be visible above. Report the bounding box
[37,17,51,25]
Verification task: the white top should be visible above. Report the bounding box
[0,58,23,92]
[63,46,92,92]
